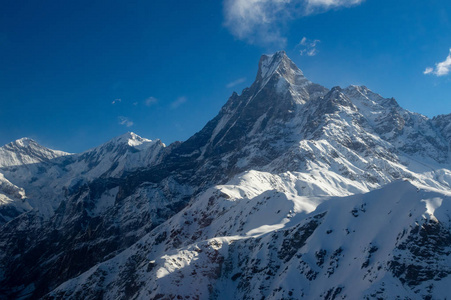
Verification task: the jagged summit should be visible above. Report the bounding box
[253,51,321,103]
[169,51,449,185]
[172,51,328,173]
[257,51,304,82]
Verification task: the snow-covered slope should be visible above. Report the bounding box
[1,51,451,299]
[0,132,166,221]
[47,179,451,300]
[0,138,70,222]
[0,132,173,299]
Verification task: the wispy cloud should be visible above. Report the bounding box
[223,0,363,46]
[112,98,121,105]
[171,96,187,109]
[297,37,320,56]
[118,116,134,127]
[223,0,289,46]
[305,0,364,13]
[226,77,247,88]
[424,49,451,77]
[145,96,158,106]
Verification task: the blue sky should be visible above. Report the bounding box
[1,0,450,152]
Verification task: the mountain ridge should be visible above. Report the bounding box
[1,51,451,299]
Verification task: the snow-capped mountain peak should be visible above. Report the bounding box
[343,84,396,108]
[79,132,164,162]
[64,132,165,181]
[257,51,304,81]
[108,132,155,148]
[12,137,34,148]
[255,50,316,99]
[0,137,69,168]
[253,51,328,106]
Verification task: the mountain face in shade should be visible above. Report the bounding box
[1,51,451,300]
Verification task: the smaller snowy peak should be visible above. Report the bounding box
[343,85,399,108]
[5,137,67,154]
[7,137,41,149]
[110,132,155,148]
[344,85,381,101]
[0,138,69,168]
[69,132,166,180]
[13,137,33,148]
[83,132,163,155]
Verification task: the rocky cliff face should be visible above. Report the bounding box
[1,51,451,299]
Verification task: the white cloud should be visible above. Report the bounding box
[306,48,317,56]
[423,67,433,75]
[223,0,363,46]
[424,49,451,77]
[306,0,363,11]
[223,0,289,46]
[112,98,121,105]
[226,77,247,88]
[145,96,158,106]
[171,96,187,109]
[435,50,451,76]
[118,116,134,127]
[298,37,320,56]
[299,37,308,45]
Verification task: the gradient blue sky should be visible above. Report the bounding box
[1,0,450,152]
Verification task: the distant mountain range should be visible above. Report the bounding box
[1,51,451,299]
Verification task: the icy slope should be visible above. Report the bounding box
[47,179,451,300]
